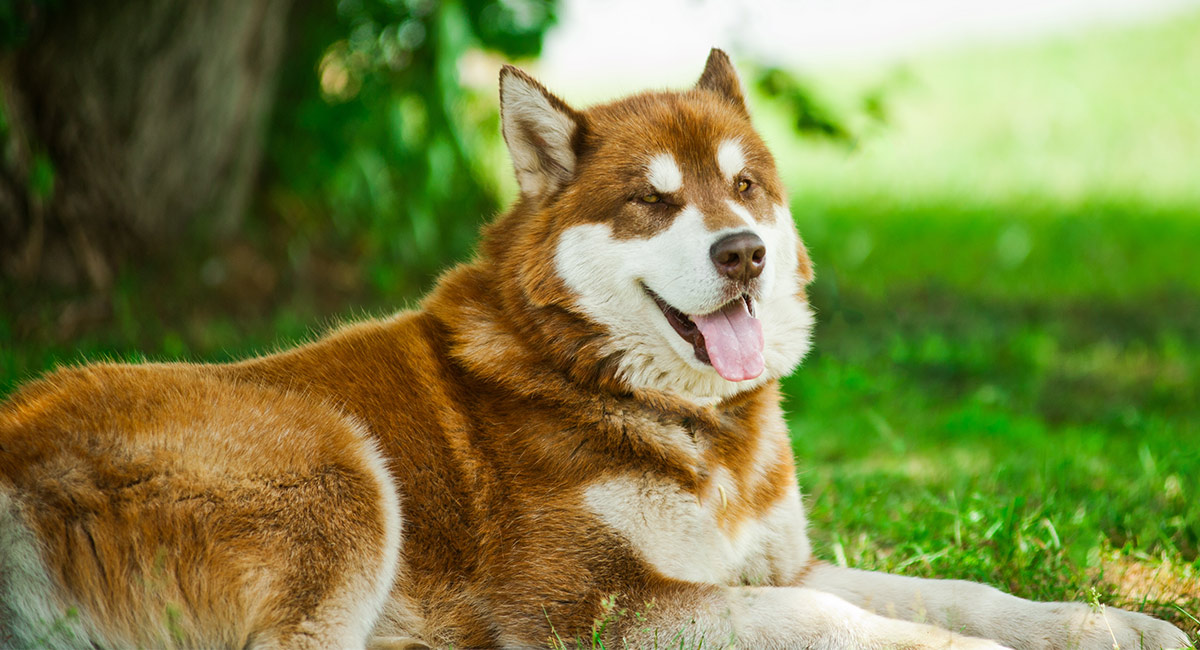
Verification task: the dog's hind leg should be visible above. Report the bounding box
[0,369,405,649]
[213,432,407,650]
[0,488,96,649]
[243,551,406,650]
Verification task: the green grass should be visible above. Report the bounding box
[3,9,1199,646]
[765,10,1200,643]
[785,275,1200,636]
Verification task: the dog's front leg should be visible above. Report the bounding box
[803,562,1190,649]
[619,583,1008,649]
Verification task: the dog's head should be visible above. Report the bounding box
[494,50,814,404]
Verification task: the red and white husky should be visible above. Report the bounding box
[0,50,1188,649]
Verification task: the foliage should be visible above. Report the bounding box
[754,67,858,144]
[262,0,555,299]
[0,0,60,215]
[0,0,61,49]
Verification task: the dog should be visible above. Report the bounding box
[0,49,1189,649]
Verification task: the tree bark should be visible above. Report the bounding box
[0,0,291,291]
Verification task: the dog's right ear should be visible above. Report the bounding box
[696,48,749,117]
[500,66,582,202]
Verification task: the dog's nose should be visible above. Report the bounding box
[710,232,766,283]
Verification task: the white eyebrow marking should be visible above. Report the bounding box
[647,153,683,193]
[726,200,756,226]
[717,139,746,181]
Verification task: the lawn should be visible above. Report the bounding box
[775,10,1200,642]
[3,8,1198,645]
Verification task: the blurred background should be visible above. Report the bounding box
[2,0,1198,639]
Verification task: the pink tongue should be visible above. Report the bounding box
[691,299,765,382]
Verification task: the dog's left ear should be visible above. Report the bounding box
[696,48,749,116]
[500,65,583,202]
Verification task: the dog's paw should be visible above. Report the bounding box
[1042,603,1192,650]
[1102,606,1191,649]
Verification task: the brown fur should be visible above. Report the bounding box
[1,365,396,647]
[2,51,813,648]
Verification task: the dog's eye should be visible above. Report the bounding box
[639,193,662,204]
[736,179,752,193]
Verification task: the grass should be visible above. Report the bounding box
[785,276,1200,637]
[765,10,1200,643]
[3,9,1199,647]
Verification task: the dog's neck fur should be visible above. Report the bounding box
[424,250,767,430]
[422,258,794,525]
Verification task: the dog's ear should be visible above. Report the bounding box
[696,48,748,116]
[500,66,582,202]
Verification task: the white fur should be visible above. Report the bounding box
[500,72,576,199]
[726,199,757,227]
[647,153,683,193]
[581,398,813,588]
[762,204,817,376]
[717,139,746,181]
[584,475,808,585]
[604,573,1006,648]
[346,427,404,643]
[722,586,1007,649]
[0,489,97,647]
[554,203,812,404]
[805,564,1191,649]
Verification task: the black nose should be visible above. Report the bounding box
[709,232,766,283]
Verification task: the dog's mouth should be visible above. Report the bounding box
[646,288,765,382]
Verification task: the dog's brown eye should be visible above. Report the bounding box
[737,179,752,193]
[640,193,661,204]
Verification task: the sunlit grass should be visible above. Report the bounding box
[766,11,1200,642]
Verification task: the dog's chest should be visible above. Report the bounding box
[580,421,810,586]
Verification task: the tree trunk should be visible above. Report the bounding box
[0,0,291,291]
